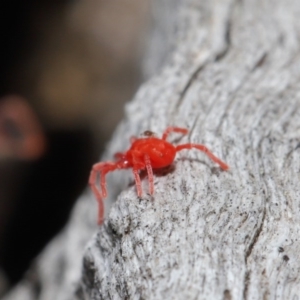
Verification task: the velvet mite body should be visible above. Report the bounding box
[89,127,229,224]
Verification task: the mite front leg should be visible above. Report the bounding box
[114,152,125,160]
[89,162,116,224]
[162,127,188,140]
[89,166,105,224]
[130,136,137,144]
[89,162,108,198]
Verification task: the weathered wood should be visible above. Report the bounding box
[3,0,300,299]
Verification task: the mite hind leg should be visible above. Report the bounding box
[176,143,229,170]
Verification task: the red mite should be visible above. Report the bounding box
[89,127,229,224]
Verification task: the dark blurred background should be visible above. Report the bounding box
[0,0,150,294]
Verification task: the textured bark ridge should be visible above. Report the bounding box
[3,0,300,299]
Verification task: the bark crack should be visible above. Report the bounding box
[243,200,267,299]
[175,1,235,112]
[175,63,207,111]
[215,18,232,61]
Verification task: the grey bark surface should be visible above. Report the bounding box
[3,0,300,299]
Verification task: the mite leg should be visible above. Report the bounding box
[176,143,229,170]
[144,154,154,195]
[132,168,143,197]
[114,152,125,160]
[89,166,105,224]
[89,169,104,223]
[162,127,188,140]
[89,162,114,198]
[89,162,117,223]
[130,136,137,144]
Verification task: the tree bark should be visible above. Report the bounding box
[3,0,300,299]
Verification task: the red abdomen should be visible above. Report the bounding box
[128,138,176,169]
